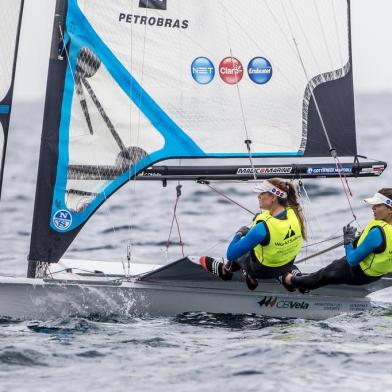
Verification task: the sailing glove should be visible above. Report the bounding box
[343,224,357,245]
[236,226,250,237]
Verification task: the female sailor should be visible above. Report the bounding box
[200,178,306,290]
[284,188,392,291]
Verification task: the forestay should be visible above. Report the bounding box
[0,0,24,198]
[29,0,357,265]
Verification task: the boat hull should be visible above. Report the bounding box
[0,276,375,321]
[0,257,389,321]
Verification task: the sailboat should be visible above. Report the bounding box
[0,0,390,320]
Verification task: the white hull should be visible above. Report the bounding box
[0,257,390,321]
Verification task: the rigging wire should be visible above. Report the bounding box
[281,4,358,225]
[166,184,185,258]
[198,180,256,216]
[220,2,257,181]
[296,240,343,264]
[59,24,128,276]
[126,2,150,273]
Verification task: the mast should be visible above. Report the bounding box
[28,0,68,277]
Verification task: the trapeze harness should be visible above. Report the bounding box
[250,208,303,267]
[357,220,392,277]
[226,208,303,279]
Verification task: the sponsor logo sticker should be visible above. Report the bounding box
[258,296,309,309]
[219,57,243,84]
[236,167,292,175]
[191,57,215,85]
[307,166,352,175]
[372,165,385,176]
[139,0,167,10]
[53,210,72,231]
[248,57,273,84]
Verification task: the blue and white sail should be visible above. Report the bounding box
[0,0,24,198]
[29,0,359,264]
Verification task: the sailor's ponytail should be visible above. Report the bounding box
[269,178,307,240]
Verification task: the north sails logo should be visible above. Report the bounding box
[284,226,296,240]
[139,0,167,10]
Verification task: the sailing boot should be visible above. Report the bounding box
[199,256,233,281]
[242,270,258,291]
[278,268,309,294]
[290,267,310,294]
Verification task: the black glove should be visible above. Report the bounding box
[236,226,250,237]
[343,224,357,245]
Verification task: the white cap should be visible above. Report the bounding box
[253,180,287,199]
[364,192,392,207]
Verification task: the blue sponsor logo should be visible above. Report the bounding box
[53,210,72,231]
[191,57,215,85]
[248,57,273,84]
[307,167,352,175]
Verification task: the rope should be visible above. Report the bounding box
[220,3,257,180]
[290,37,357,223]
[198,180,255,216]
[166,184,185,257]
[302,235,341,249]
[296,240,343,264]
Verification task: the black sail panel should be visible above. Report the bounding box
[305,68,356,156]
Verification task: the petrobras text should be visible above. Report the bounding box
[119,13,189,29]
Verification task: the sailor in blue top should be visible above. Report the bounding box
[285,188,392,291]
[199,178,306,291]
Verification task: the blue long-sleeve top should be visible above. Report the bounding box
[226,210,286,262]
[344,227,384,266]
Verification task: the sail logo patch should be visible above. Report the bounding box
[219,57,244,85]
[53,210,72,231]
[191,57,215,84]
[139,0,167,10]
[248,57,273,84]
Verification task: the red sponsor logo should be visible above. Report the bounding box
[219,57,243,84]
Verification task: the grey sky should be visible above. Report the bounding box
[12,0,392,102]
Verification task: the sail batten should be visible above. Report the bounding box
[29,0,360,266]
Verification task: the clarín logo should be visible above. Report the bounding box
[139,0,167,10]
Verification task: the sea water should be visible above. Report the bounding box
[0,94,391,391]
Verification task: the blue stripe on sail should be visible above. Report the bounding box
[0,105,10,114]
[50,0,303,232]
